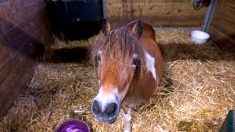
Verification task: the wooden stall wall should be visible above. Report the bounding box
[106,0,208,27]
[0,0,53,117]
[208,0,235,51]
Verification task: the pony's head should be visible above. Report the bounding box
[91,20,145,123]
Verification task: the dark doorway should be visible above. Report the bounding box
[45,0,104,41]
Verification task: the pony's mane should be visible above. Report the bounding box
[91,26,146,69]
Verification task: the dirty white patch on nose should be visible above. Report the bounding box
[145,52,156,80]
[94,87,119,111]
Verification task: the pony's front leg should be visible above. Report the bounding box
[123,108,132,132]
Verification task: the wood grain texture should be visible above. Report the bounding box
[0,0,53,117]
[208,0,235,51]
[106,0,208,27]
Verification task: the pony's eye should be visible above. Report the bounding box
[96,54,101,62]
[95,54,101,67]
[132,58,140,68]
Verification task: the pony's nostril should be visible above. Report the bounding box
[105,103,117,116]
[92,100,101,115]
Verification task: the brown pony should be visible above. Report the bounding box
[91,20,163,132]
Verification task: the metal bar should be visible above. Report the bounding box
[203,0,217,32]
[102,0,106,18]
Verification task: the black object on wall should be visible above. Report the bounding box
[46,0,104,41]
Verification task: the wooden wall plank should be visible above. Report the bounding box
[208,0,235,51]
[0,56,35,116]
[0,0,54,117]
[106,0,208,27]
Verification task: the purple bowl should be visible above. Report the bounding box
[55,119,90,132]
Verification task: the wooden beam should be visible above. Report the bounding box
[208,0,235,51]
[0,0,53,117]
[106,0,208,27]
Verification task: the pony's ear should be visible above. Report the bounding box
[132,20,143,38]
[101,19,111,35]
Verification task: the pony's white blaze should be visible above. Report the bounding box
[94,87,120,111]
[145,52,157,80]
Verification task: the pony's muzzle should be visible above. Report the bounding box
[91,100,119,124]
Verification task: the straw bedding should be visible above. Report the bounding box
[0,29,235,132]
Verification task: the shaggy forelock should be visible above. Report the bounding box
[91,26,146,68]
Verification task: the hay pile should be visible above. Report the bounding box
[0,29,235,132]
